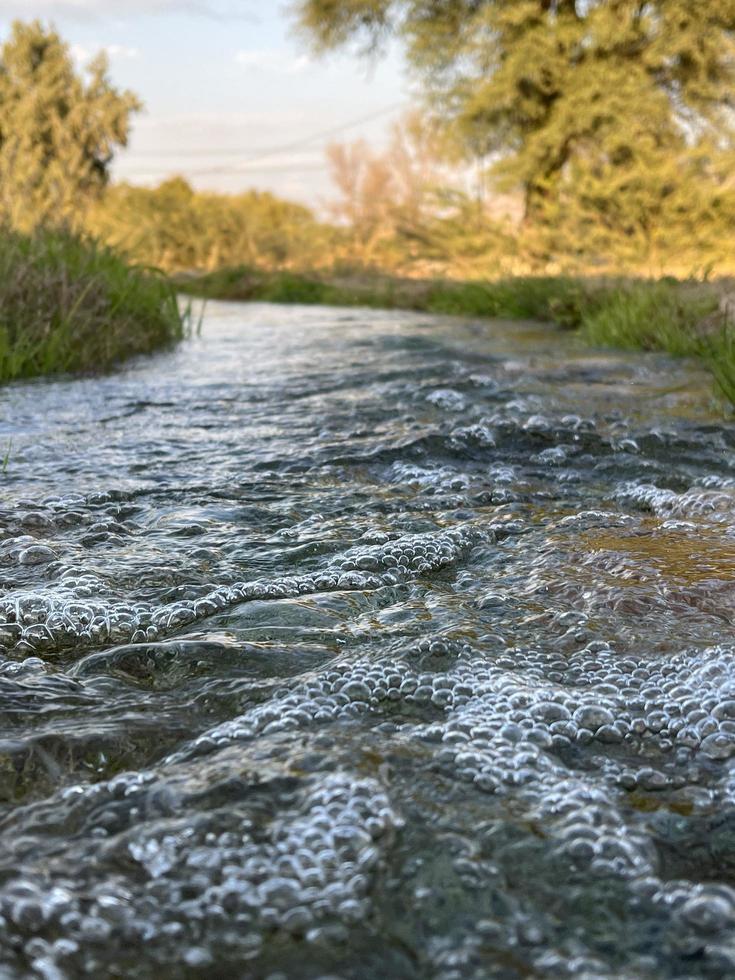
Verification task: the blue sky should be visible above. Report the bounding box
[0,1,412,206]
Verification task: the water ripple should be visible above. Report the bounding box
[0,302,733,978]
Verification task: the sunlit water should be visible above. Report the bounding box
[1,302,735,978]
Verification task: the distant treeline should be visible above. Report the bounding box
[85,130,735,282]
[87,177,335,274]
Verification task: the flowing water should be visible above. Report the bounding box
[1,301,735,979]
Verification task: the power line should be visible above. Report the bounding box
[119,101,406,177]
[117,161,329,178]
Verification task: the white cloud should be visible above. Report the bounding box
[0,1,256,21]
[234,49,311,75]
[106,43,139,58]
[71,42,139,64]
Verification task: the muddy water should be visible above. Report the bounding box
[1,302,734,978]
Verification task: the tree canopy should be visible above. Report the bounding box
[0,20,140,231]
[88,177,332,272]
[294,1,735,263]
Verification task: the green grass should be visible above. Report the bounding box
[179,265,605,323]
[579,281,735,403]
[0,228,186,382]
[707,327,735,405]
[424,276,595,326]
[580,282,717,354]
[178,266,608,326]
[180,265,735,405]
[177,265,400,309]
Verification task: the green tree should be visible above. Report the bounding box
[0,20,140,231]
[89,178,332,273]
[294,1,735,266]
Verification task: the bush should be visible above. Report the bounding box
[0,229,185,381]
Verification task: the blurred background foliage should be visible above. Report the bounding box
[3,8,735,281]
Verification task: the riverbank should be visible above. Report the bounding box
[179,266,735,405]
[0,230,185,382]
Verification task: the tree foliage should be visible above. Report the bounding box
[0,20,140,231]
[325,113,448,267]
[88,178,334,272]
[294,0,735,266]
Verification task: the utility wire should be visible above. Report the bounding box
[117,161,329,177]
[119,101,405,177]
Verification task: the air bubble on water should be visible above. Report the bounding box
[426,389,467,412]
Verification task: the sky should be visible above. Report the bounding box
[0,1,413,208]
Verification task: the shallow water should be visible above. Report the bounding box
[1,301,734,978]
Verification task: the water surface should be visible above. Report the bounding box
[1,302,734,978]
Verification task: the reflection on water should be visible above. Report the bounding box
[583,523,735,585]
[0,302,734,978]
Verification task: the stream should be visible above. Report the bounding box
[1,301,735,978]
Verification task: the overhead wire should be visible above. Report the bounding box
[117,101,406,177]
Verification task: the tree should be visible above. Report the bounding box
[0,20,140,231]
[294,1,735,266]
[326,112,455,268]
[88,178,331,273]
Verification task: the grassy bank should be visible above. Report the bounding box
[180,265,735,404]
[0,230,185,382]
